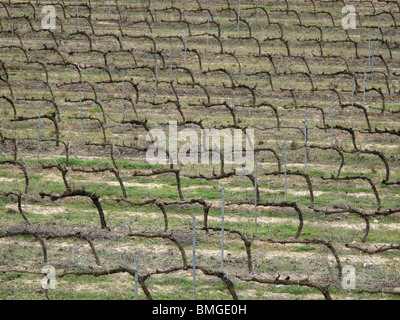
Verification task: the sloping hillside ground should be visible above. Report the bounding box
[0,0,399,300]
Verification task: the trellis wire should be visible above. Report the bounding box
[192,212,196,300]
[109,0,112,16]
[36,105,42,167]
[134,254,139,300]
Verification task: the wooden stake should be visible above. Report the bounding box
[11,24,14,61]
[206,13,210,52]
[304,113,307,174]
[256,0,259,24]
[237,0,241,38]
[221,185,225,272]
[76,0,80,32]
[36,105,42,167]
[184,27,188,68]
[79,85,85,145]
[254,161,258,236]
[371,19,380,100]
[371,48,375,97]
[331,94,334,150]
[192,212,196,300]
[351,77,355,128]
[284,136,287,202]
[368,32,371,71]
[121,71,125,119]
[40,12,43,44]
[376,18,381,54]
[155,54,158,102]
[363,63,367,105]
[170,40,173,82]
